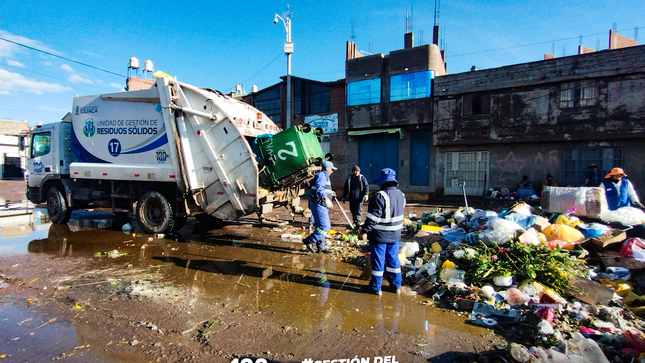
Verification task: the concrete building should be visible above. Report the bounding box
[432,44,645,196]
[0,119,29,179]
[333,33,445,198]
[242,75,345,156]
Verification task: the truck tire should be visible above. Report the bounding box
[136,191,175,234]
[46,186,71,224]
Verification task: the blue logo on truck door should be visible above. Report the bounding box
[107,138,122,156]
[83,119,96,137]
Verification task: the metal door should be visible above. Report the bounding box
[444,151,489,195]
[410,132,431,186]
[358,133,399,183]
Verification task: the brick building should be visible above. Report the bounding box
[432,44,645,196]
[332,34,445,196]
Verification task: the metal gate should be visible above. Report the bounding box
[444,151,489,195]
[358,134,399,183]
[410,132,431,186]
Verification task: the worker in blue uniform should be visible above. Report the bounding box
[360,168,406,296]
[303,160,337,253]
[602,167,644,210]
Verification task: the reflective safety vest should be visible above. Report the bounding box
[363,187,406,243]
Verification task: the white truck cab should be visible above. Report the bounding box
[26,122,74,222]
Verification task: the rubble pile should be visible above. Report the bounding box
[398,202,645,362]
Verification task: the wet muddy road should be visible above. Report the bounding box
[0,207,501,362]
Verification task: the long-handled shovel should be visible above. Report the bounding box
[334,197,355,230]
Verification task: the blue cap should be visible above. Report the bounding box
[322,160,337,171]
[375,168,397,185]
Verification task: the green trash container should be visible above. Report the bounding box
[269,125,324,181]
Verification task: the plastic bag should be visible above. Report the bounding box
[480,217,525,244]
[620,238,645,261]
[543,224,585,243]
[504,212,537,230]
[399,241,419,258]
[519,228,542,246]
[555,214,582,227]
[510,202,533,216]
[578,223,611,239]
[600,207,645,226]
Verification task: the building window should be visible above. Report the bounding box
[560,86,575,108]
[389,70,433,102]
[462,93,490,116]
[444,151,490,196]
[579,85,596,107]
[30,132,51,158]
[347,78,381,106]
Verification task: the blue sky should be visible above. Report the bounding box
[0,0,643,124]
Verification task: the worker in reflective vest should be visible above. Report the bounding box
[360,168,406,296]
[303,160,337,253]
[602,167,644,210]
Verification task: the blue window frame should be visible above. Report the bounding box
[347,78,381,106]
[390,70,433,102]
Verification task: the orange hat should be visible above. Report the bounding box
[605,167,626,179]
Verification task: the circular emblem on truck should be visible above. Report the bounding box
[83,119,96,137]
[107,138,122,157]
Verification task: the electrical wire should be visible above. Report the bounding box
[0,35,126,78]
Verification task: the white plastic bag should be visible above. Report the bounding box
[600,207,645,226]
[481,217,525,244]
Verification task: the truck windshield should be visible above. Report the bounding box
[30,132,51,158]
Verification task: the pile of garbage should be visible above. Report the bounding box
[398,201,645,362]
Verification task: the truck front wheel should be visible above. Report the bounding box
[136,191,175,234]
[46,186,71,224]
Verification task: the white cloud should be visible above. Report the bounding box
[6,59,25,68]
[0,29,59,59]
[60,63,94,85]
[0,68,70,95]
[60,63,73,73]
[109,82,124,90]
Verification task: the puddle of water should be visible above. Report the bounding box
[4,213,487,342]
[0,299,98,362]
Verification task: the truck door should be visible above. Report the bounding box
[28,127,55,189]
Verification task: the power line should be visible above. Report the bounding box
[0,35,125,78]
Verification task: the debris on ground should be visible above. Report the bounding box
[382,194,645,362]
[195,319,219,345]
[94,249,128,258]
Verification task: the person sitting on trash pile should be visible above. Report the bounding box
[516,175,537,200]
[303,160,337,254]
[342,164,369,228]
[601,167,644,211]
[360,168,406,296]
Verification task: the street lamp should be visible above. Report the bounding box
[273,11,293,128]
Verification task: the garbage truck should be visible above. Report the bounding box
[26,76,324,233]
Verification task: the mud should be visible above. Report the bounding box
[0,205,501,362]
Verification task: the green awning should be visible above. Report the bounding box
[347,128,402,136]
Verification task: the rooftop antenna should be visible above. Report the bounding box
[551,42,556,56]
[578,35,583,46]
[612,22,617,32]
[350,19,356,41]
[418,30,424,45]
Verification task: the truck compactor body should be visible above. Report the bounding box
[26,76,324,233]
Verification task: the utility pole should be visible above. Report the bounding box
[274,10,293,128]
